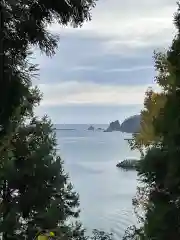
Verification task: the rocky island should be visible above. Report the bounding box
[105,115,141,134]
[87,126,104,131]
[116,159,139,170]
[88,125,95,131]
[120,114,140,133]
[97,127,104,131]
[104,120,121,132]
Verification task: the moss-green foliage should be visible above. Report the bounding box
[0,0,97,151]
[125,2,180,239]
[0,1,114,240]
[0,117,80,239]
[117,159,139,170]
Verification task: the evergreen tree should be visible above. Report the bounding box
[0,0,97,151]
[0,117,113,240]
[125,2,180,239]
[0,115,81,240]
[0,1,113,240]
[0,1,100,239]
[0,59,112,239]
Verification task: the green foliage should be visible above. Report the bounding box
[117,159,139,170]
[0,2,114,240]
[126,1,180,240]
[0,117,81,240]
[0,0,103,239]
[0,0,97,152]
[90,229,113,240]
[123,225,143,240]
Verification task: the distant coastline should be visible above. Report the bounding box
[53,124,108,132]
[53,116,140,134]
[54,128,76,131]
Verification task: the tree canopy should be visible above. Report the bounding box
[0,1,108,240]
[126,2,180,239]
[0,0,97,149]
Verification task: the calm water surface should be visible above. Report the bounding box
[55,124,140,239]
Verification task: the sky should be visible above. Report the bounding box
[34,0,177,124]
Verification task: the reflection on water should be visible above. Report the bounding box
[55,125,139,239]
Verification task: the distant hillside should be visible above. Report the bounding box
[120,114,141,133]
[104,115,141,133]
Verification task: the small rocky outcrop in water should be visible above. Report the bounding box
[104,120,121,132]
[88,125,95,131]
[97,127,104,131]
[116,159,139,170]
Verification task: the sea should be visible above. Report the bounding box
[55,124,140,239]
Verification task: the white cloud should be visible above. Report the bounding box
[70,66,97,71]
[67,65,153,74]
[49,0,176,51]
[104,66,153,73]
[38,81,161,106]
[34,0,175,123]
[69,65,153,73]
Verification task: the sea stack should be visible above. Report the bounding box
[104,120,121,132]
[88,125,95,131]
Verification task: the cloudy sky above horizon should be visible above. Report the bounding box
[34,0,176,124]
